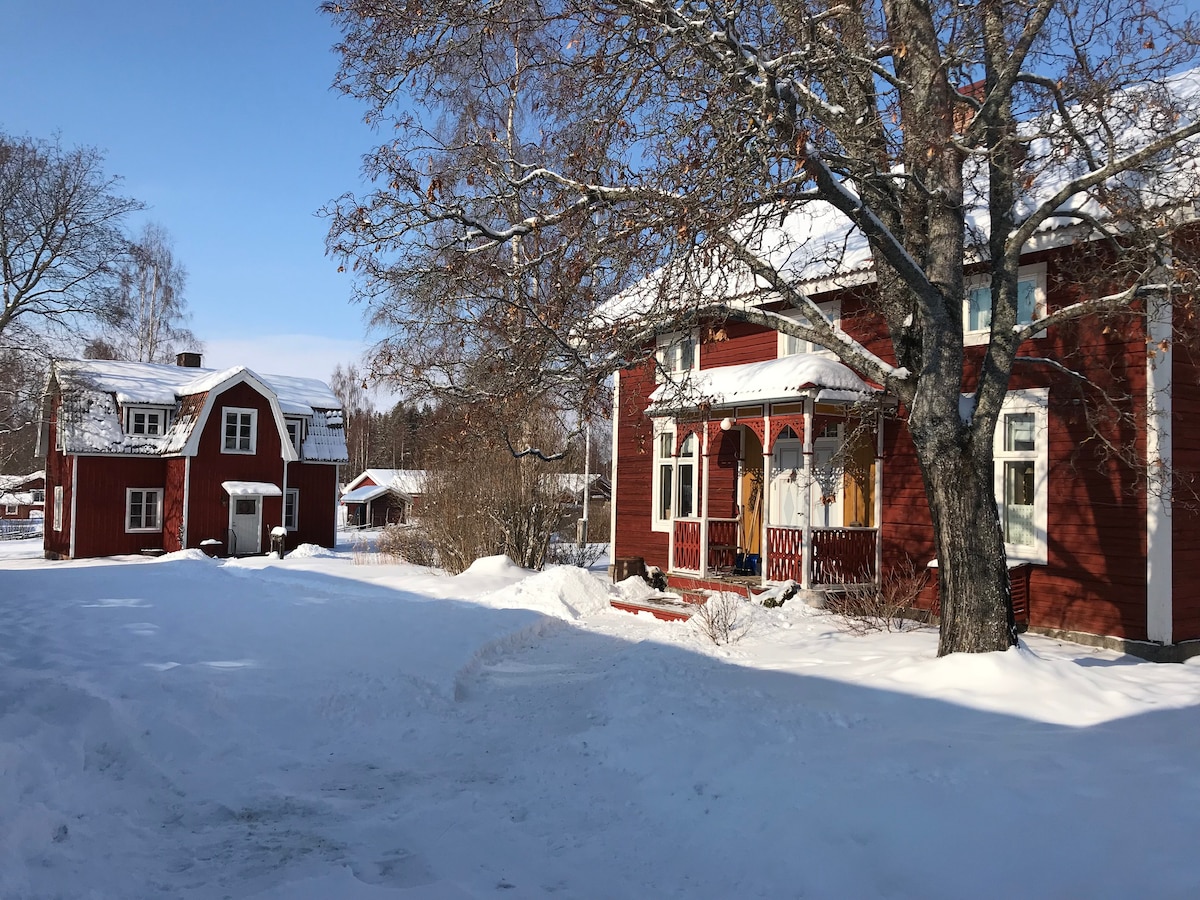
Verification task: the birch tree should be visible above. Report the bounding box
[324,0,1200,654]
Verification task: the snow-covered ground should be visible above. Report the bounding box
[3,535,1200,899]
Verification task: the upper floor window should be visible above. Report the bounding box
[964,264,1046,345]
[127,407,170,437]
[992,389,1048,564]
[285,418,305,454]
[778,301,841,359]
[31,489,45,503]
[126,488,163,532]
[223,408,257,454]
[655,331,698,382]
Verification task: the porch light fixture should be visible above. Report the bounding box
[720,416,736,431]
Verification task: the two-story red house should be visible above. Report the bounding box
[40,354,348,559]
[608,217,1200,660]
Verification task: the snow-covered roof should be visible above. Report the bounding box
[347,469,427,495]
[648,353,875,412]
[596,69,1200,328]
[0,472,44,492]
[222,481,282,497]
[50,359,348,461]
[340,484,393,504]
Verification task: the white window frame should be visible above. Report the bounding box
[992,389,1048,565]
[125,488,164,533]
[964,263,1047,346]
[777,300,842,359]
[651,420,675,533]
[222,407,258,454]
[126,406,170,437]
[285,418,305,454]
[676,433,699,520]
[655,331,699,383]
[31,489,45,503]
[53,486,63,532]
[284,489,299,531]
[4,502,17,515]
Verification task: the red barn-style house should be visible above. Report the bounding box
[607,214,1200,659]
[40,355,348,559]
[340,468,427,528]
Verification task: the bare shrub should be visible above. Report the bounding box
[692,593,748,645]
[376,523,438,566]
[545,540,606,569]
[826,557,929,635]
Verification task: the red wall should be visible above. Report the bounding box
[43,396,72,559]
[73,455,170,558]
[286,462,339,550]
[614,244,1171,642]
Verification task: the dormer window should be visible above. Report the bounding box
[285,418,305,454]
[126,407,170,436]
[223,408,258,454]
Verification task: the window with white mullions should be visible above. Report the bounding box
[284,489,299,531]
[777,301,841,359]
[126,488,163,532]
[676,433,697,519]
[992,391,1048,563]
[222,408,257,453]
[655,331,698,382]
[964,264,1046,345]
[652,428,674,531]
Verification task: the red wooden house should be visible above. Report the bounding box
[608,219,1200,659]
[340,468,427,527]
[0,471,45,520]
[39,355,348,559]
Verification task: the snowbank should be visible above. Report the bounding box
[481,565,615,621]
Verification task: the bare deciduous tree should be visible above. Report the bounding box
[324,0,1200,654]
[96,223,199,363]
[0,132,142,340]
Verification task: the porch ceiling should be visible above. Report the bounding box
[647,353,876,414]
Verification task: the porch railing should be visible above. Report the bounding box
[766,526,804,582]
[673,519,702,572]
[707,518,739,572]
[810,527,877,586]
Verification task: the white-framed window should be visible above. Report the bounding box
[126,407,169,436]
[4,502,17,515]
[651,424,675,532]
[53,486,63,532]
[777,300,842,359]
[676,433,698,519]
[964,264,1046,345]
[222,407,258,454]
[655,331,698,382]
[992,389,1048,564]
[285,418,304,454]
[31,489,45,503]
[126,488,164,532]
[284,489,299,531]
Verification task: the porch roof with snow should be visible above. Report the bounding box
[647,353,876,414]
[340,484,393,504]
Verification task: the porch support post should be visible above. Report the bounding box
[700,422,711,578]
[801,397,814,590]
[667,429,676,574]
[874,407,884,585]
[761,410,771,585]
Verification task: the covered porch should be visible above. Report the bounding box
[651,355,883,591]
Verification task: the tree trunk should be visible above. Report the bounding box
[916,440,1017,655]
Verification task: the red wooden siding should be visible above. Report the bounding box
[1172,328,1200,641]
[184,381,286,553]
[43,397,72,559]
[613,365,669,570]
[73,455,170,558]
[286,462,339,550]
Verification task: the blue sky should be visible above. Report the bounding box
[0,1,376,382]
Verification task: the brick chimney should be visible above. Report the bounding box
[176,352,202,368]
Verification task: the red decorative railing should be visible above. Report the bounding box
[766,526,804,582]
[707,518,739,572]
[810,528,877,585]
[673,519,701,572]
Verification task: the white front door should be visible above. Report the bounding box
[230,496,261,555]
[811,441,844,528]
[771,439,805,527]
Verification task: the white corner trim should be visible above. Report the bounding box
[69,456,78,559]
[1146,288,1173,644]
[181,456,191,550]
